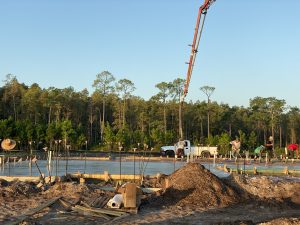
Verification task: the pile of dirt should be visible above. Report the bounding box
[259,217,300,225]
[229,175,300,207]
[151,163,242,209]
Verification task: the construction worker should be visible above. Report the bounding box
[287,143,299,159]
[264,136,273,159]
[230,137,241,158]
[254,145,265,161]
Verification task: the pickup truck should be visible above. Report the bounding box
[161,140,218,158]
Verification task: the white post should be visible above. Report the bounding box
[285,147,288,156]
[213,153,216,167]
[47,150,52,177]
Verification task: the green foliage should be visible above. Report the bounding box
[115,128,124,146]
[0,76,297,152]
[150,128,164,147]
[14,120,27,142]
[165,130,176,145]
[77,134,87,150]
[132,130,144,146]
[46,122,61,142]
[206,134,219,146]
[0,117,13,139]
[275,147,285,157]
[103,122,115,144]
[61,120,76,144]
[238,130,246,149]
[247,131,257,151]
[218,132,230,155]
[26,121,35,141]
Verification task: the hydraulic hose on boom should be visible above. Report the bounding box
[181,0,215,102]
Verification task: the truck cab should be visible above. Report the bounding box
[175,140,191,157]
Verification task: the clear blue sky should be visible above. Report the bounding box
[1,0,300,107]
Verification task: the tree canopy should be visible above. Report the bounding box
[0,73,298,154]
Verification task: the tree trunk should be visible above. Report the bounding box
[271,111,275,153]
[89,111,93,144]
[99,111,102,143]
[118,100,122,129]
[48,106,52,126]
[13,95,17,122]
[200,118,203,142]
[163,103,167,135]
[123,98,126,127]
[141,113,144,133]
[101,98,105,142]
[34,112,37,125]
[64,137,67,151]
[207,98,210,139]
[279,125,282,148]
[55,107,61,122]
[179,101,183,139]
[207,111,210,139]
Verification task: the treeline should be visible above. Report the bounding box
[1,73,300,154]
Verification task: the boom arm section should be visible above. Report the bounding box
[182,0,215,101]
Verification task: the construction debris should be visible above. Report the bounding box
[0,162,299,224]
[107,194,123,209]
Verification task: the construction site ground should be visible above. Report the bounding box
[0,162,299,225]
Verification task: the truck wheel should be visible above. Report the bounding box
[166,150,175,157]
[201,151,210,158]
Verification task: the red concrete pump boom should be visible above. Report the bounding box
[182,0,215,101]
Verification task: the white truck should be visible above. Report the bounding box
[161,140,218,158]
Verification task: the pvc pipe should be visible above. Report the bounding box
[213,153,216,167]
[107,194,123,209]
[285,147,288,156]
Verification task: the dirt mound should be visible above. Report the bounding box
[229,175,300,207]
[157,163,241,209]
[259,217,300,225]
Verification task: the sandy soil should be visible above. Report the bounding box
[0,163,299,225]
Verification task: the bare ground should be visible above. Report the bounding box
[0,162,299,225]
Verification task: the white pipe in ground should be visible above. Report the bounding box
[107,194,123,209]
